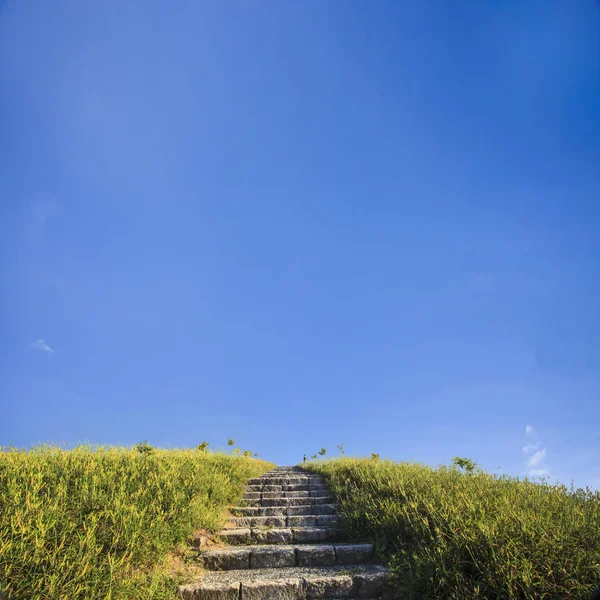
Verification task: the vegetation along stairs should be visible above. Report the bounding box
[179,466,391,599]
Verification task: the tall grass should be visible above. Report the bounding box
[0,444,273,600]
[304,458,600,599]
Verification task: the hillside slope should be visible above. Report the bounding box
[0,445,273,599]
[304,458,600,599]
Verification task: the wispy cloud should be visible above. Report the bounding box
[522,442,541,454]
[521,424,549,478]
[529,468,549,477]
[527,449,547,467]
[32,339,54,353]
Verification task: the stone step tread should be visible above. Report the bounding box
[179,564,390,600]
[200,543,374,570]
[231,504,338,517]
[244,490,329,496]
[217,527,349,545]
[225,515,341,528]
[241,497,335,507]
[248,478,324,486]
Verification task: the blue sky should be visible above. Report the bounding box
[1,0,599,490]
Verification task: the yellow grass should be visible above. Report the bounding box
[304,457,600,599]
[0,444,273,599]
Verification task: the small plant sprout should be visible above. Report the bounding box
[227,438,235,447]
[337,443,345,455]
[451,456,478,474]
[318,447,327,456]
[371,453,380,461]
[243,450,252,457]
[135,441,154,456]
[311,454,317,459]
[196,441,209,452]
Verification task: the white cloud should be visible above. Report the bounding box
[527,449,546,467]
[526,424,535,434]
[522,442,540,454]
[529,468,549,477]
[32,339,54,353]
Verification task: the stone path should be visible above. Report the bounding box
[179,466,391,599]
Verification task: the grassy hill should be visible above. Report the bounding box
[3,448,599,599]
[0,444,273,600]
[303,457,600,599]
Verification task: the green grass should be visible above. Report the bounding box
[0,444,273,600]
[303,457,600,599]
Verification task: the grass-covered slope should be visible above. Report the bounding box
[0,445,273,600]
[303,458,600,599]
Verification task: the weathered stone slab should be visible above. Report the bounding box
[263,484,284,492]
[241,578,302,600]
[253,516,286,527]
[283,483,314,490]
[305,575,353,598]
[202,548,250,570]
[231,507,260,517]
[292,527,330,542]
[226,517,253,528]
[217,528,251,544]
[287,515,317,527]
[311,504,337,515]
[312,496,335,505]
[261,507,286,517]
[287,505,311,516]
[335,544,374,564]
[261,492,281,499]
[285,491,309,498]
[245,485,262,492]
[243,490,261,498]
[180,581,240,600]
[316,515,340,526]
[251,527,293,544]
[249,547,295,569]
[297,544,336,566]
[286,476,309,484]
[353,570,390,598]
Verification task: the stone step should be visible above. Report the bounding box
[244,490,331,500]
[231,504,338,517]
[217,527,348,545]
[200,543,374,570]
[246,484,329,494]
[179,564,391,599]
[241,496,335,507]
[247,476,325,486]
[225,515,342,529]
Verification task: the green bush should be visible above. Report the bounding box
[0,444,273,599]
[303,457,600,599]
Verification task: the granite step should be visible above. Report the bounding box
[231,504,338,517]
[247,476,324,486]
[241,496,335,507]
[179,564,391,599]
[244,485,328,498]
[200,543,374,571]
[225,515,342,529]
[217,526,349,545]
[179,466,390,598]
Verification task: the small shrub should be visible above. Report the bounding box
[135,440,154,456]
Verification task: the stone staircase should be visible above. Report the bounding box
[179,466,391,599]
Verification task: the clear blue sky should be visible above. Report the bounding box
[1,1,599,490]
